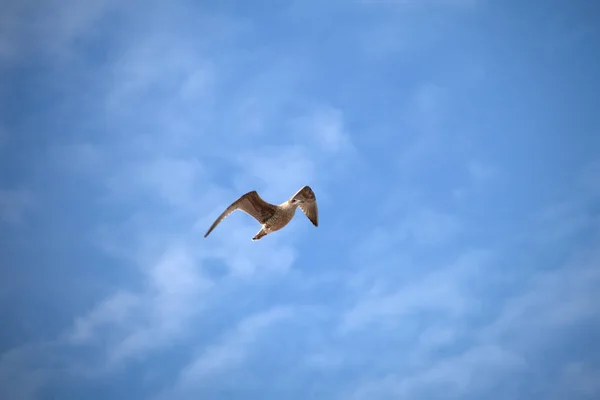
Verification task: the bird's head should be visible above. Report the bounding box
[289,197,305,205]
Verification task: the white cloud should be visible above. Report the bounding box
[4,5,355,390]
[68,290,141,344]
[343,211,600,398]
[341,219,600,398]
[352,344,526,400]
[339,249,489,333]
[290,105,354,154]
[232,145,317,202]
[352,207,462,265]
[482,247,600,346]
[159,306,295,399]
[0,0,121,62]
[186,306,293,378]
[108,245,215,364]
[63,241,216,367]
[106,37,216,112]
[1,2,528,399]
[106,156,206,210]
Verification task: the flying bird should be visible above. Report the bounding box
[204,185,318,241]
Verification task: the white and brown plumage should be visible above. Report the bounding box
[204,185,318,241]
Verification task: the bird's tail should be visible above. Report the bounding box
[252,228,268,241]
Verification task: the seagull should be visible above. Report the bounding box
[204,185,318,240]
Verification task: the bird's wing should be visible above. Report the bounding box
[292,185,318,227]
[204,191,277,237]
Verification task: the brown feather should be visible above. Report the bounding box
[204,191,277,237]
[292,186,318,227]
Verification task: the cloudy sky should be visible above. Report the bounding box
[1,0,599,399]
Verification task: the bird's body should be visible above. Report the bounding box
[204,185,318,240]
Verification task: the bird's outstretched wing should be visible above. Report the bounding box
[204,191,277,237]
[292,185,318,227]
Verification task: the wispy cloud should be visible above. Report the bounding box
[339,249,488,333]
[290,105,354,154]
[336,160,600,398]
[483,248,600,344]
[2,1,357,396]
[0,0,121,62]
[3,1,599,399]
[351,344,526,400]
[165,306,294,395]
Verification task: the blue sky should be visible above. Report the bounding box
[1,0,600,399]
